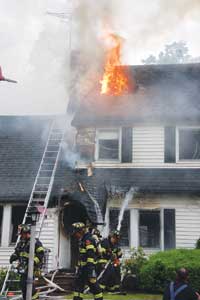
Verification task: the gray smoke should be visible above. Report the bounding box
[70,0,200,102]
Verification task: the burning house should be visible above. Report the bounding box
[1,59,200,270]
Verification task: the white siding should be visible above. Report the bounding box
[0,247,14,267]
[0,208,59,271]
[38,208,59,271]
[77,125,200,168]
[132,127,164,165]
[109,195,200,254]
[176,208,200,248]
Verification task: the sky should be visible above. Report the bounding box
[0,0,200,115]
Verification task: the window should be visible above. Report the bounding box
[0,206,3,245]
[178,128,200,160]
[139,210,160,249]
[10,206,26,244]
[109,208,130,247]
[96,129,120,161]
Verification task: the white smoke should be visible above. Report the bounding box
[0,0,70,114]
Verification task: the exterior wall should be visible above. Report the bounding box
[132,127,164,165]
[76,126,200,168]
[38,208,59,271]
[106,195,200,254]
[0,206,59,271]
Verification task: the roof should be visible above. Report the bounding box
[84,168,200,195]
[0,116,106,223]
[0,116,52,201]
[72,63,200,127]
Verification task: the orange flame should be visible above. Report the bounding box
[100,33,129,96]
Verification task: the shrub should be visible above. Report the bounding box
[195,238,200,249]
[138,249,200,293]
[122,247,147,276]
[0,268,20,291]
[122,247,147,291]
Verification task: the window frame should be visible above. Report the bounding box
[95,128,122,163]
[176,126,200,163]
[138,209,161,250]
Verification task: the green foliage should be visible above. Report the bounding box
[142,41,197,65]
[138,249,200,293]
[122,247,147,276]
[195,238,200,249]
[0,268,20,291]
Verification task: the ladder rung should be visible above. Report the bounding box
[32,200,45,202]
[49,139,62,141]
[6,280,20,282]
[50,132,62,135]
[37,177,51,179]
[45,151,58,153]
[34,191,47,194]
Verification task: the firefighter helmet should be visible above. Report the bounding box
[18,224,31,235]
[71,222,86,235]
[110,230,120,239]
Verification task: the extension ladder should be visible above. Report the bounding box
[0,118,66,296]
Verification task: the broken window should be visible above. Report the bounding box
[0,206,3,245]
[109,208,130,247]
[139,210,160,249]
[179,128,200,160]
[10,206,26,244]
[96,129,120,161]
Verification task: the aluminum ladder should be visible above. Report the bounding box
[0,118,66,296]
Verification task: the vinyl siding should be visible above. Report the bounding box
[109,195,200,253]
[0,208,58,271]
[38,208,58,271]
[176,208,200,248]
[132,127,165,165]
[0,247,14,267]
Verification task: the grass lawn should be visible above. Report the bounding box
[65,293,162,300]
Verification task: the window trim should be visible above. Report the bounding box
[95,128,122,163]
[176,126,200,163]
[138,209,161,250]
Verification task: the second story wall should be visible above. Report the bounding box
[76,125,200,168]
[132,127,164,166]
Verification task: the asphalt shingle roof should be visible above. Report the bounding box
[72,63,200,127]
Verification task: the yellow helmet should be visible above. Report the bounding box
[71,222,86,235]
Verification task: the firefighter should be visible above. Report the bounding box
[98,230,122,293]
[71,222,103,300]
[10,224,45,300]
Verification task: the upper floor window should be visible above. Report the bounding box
[96,129,121,161]
[177,128,200,161]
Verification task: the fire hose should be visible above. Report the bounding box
[83,260,111,294]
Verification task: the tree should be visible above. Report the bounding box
[142,41,200,65]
